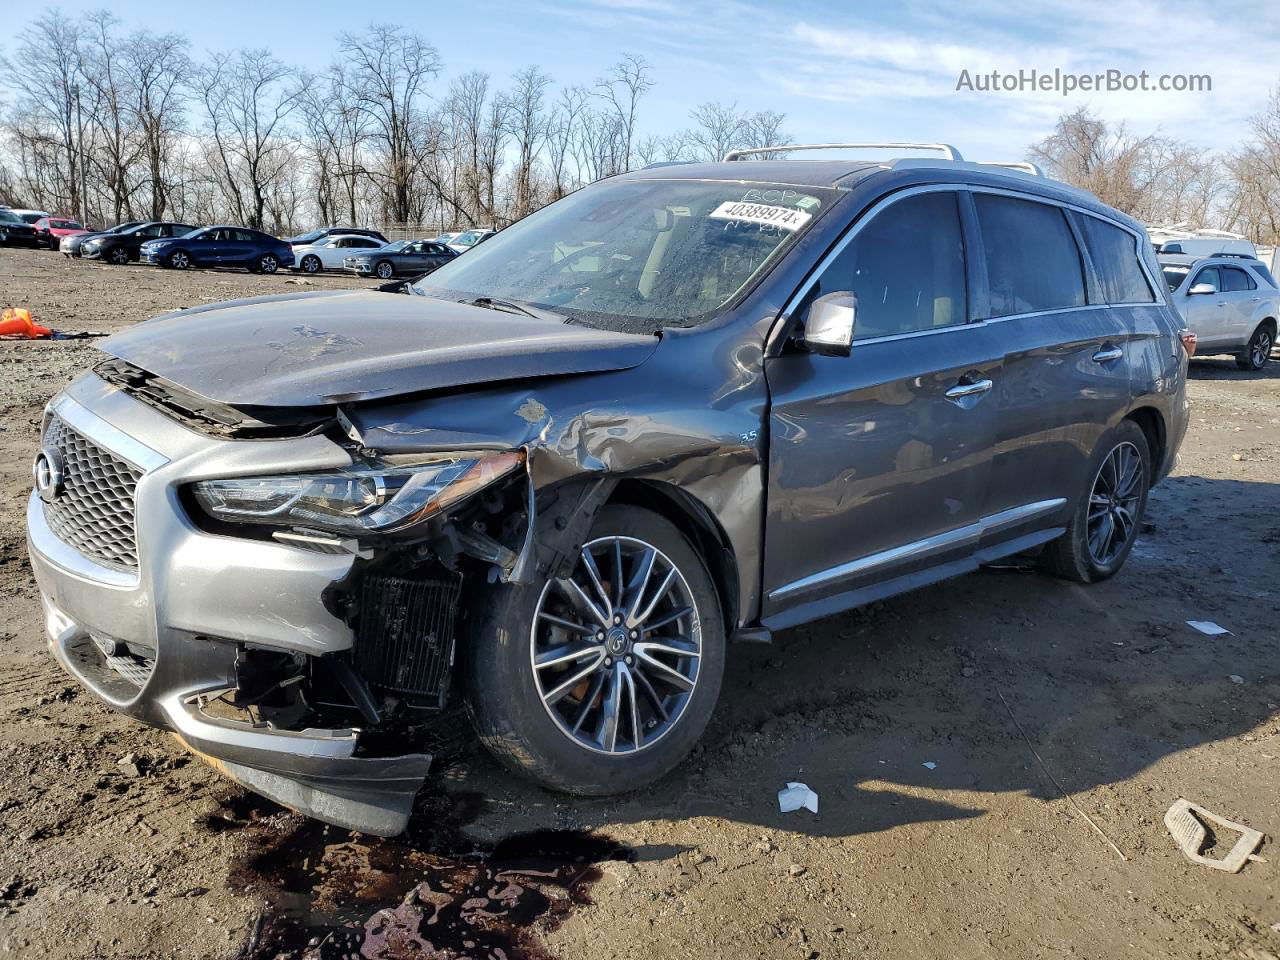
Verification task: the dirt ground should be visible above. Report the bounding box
[0,245,1277,960]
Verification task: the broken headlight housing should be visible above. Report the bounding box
[189,451,524,535]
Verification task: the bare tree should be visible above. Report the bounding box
[687,101,746,162]
[81,12,139,223]
[338,25,440,223]
[507,66,551,218]
[123,29,190,220]
[1222,88,1280,244]
[595,53,652,174]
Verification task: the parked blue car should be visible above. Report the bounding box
[140,226,294,274]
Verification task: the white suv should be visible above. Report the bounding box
[1161,254,1278,370]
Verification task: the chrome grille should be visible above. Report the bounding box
[41,415,142,570]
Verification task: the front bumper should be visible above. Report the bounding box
[26,374,432,834]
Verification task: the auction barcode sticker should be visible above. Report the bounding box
[708,201,812,231]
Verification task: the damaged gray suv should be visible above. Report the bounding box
[28,143,1189,835]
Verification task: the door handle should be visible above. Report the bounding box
[1250,297,1261,302]
[1215,301,1227,307]
[1092,346,1124,362]
[945,378,993,400]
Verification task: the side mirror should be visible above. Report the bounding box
[1188,282,1216,296]
[802,292,856,357]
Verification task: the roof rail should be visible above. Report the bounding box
[1211,252,1258,260]
[980,161,1045,177]
[722,142,964,162]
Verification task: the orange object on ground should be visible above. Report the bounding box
[0,307,54,339]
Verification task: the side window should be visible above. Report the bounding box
[1192,266,1221,292]
[1250,263,1278,288]
[140,224,164,237]
[235,229,257,242]
[1221,267,1256,292]
[976,195,1086,316]
[812,191,967,340]
[357,238,379,248]
[1077,216,1156,303]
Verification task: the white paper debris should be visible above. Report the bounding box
[1229,675,1245,684]
[922,762,938,770]
[1186,620,1231,636]
[778,781,819,815]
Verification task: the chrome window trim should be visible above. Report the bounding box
[47,392,169,474]
[769,497,1066,602]
[769,181,1166,352]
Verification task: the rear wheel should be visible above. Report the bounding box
[375,260,395,279]
[1236,323,1274,371]
[300,254,321,274]
[256,253,279,274]
[1039,420,1150,583]
[465,504,725,794]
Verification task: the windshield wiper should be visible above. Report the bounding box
[461,296,567,323]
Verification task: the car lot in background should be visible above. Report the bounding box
[7,208,52,224]
[33,217,89,249]
[293,233,385,273]
[1161,253,1278,369]
[82,221,197,264]
[140,225,295,273]
[61,220,145,257]
[446,227,496,253]
[286,226,388,247]
[0,208,42,246]
[343,237,456,278]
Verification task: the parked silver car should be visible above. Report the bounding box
[292,233,385,274]
[1161,254,1278,369]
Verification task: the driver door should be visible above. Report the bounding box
[762,189,1003,627]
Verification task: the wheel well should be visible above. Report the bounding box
[1258,317,1277,336]
[607,479,740,631]
[1125,407,1165,482]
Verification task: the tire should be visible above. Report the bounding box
[465,504,726,795]
[108,247,129,265]
[375,260,395,279]
[1235,323,1274,371]
[168,250,191,270]
[1039,419,1150,583]
[300,254,321,274]
[256,253,279,274]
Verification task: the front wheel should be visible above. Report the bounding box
[300,254,321,274]
[168,250,191,270]
[374,260,395,279]
[1236,324,1274,371]
[1039,420,1150,583]
[108,247,129,265]
[465,504,725,795]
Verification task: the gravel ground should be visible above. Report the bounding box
[0,246,1277,960]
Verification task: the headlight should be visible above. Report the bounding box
[189,451,524,535]
[354,256,372,264]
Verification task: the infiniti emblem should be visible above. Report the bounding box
[33,445,65,504]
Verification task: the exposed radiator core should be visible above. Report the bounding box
[353,573,462,708]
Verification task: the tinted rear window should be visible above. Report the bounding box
[1221,266,1256,292]
[1077,216,1156,303]
[976,194,1086,317]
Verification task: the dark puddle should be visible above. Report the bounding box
[222,787,633,960]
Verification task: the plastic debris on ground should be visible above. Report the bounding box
[1186,620,1232,636]
[0,306,107,340]
[1164,798,1266,873]
[922,762,938,770]
[778,782,819,815]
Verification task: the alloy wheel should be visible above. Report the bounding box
[376,261,394,279]
[110,249,128,265]
[170,251,189,270]
[530,535,703,755]
[302,256,320,273]
[1086,441,1143,567]
[260,255,278,274]
[1251,330,1273,368]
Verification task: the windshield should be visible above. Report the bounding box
[1161,266,1190,291]
[292,229,326,244]
[0,210,23,224]
[452,230,483,246]
[372,240,411,254]
[414,179,837,333]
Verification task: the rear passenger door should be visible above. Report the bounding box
[763,189,1005,625]
[973,194,1143,527]
[1220,265,1259,345]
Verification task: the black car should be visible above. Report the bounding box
[81,221,196,265]
[343,239,456,279]
[287,226,388,247]
[140,225,296,273]
[61,221,146,257]
[0,209,41,247]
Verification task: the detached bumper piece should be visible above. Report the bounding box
[353,573,462,710]
[164,689,432,836]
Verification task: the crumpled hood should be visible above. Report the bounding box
[98,290,659,407]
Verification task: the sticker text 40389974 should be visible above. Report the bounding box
[708,201,813,231]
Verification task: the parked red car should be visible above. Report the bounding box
[33,217,90,250]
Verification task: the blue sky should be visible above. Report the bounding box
[4,0,1277,160]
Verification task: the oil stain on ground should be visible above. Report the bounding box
[221,787,633,960]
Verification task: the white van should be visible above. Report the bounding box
[1157,236,1257,259]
